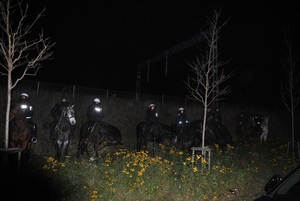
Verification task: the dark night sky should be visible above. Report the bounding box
[22,1,300,106]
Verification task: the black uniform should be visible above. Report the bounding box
[254,112,264,134]
[87,103,105,126]
[236,111,248,125]
[176,109,189,127]
[15,94,37,143]
[145,105,158,133]
[50,101,75,139]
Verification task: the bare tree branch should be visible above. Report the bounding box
[184,10,233,150]
[280,28,300,159]
[0,0,55,149]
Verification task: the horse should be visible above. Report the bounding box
[53,105,76,162]
[77,121,122,160]
[136,121,177,156]
[171,121,190,151]
[173,119,232,153]
[9,105,32,162]
[260,116,269,143]
[235,116,256,145]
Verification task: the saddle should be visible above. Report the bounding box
[86,121,105,139]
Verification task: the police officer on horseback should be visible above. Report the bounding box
[254,111,264,135]
[254,111,264,126]
[83,98,105,143]
[176,107,189,132]
[145,103,158,133]
[213,107,224,126]
[50,96,75,139]
[236,109,249,125]
[16,93,37,143]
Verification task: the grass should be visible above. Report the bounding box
[0,83,298,200]
[2,141,299,201]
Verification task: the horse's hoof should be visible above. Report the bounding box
[89,156,96,161]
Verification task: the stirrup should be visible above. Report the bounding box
[31,137,38,144]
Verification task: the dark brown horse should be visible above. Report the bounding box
[236,116,256,145]
[136,121,177,156]
[172,120,232,153]
[77,121,122,160]
[9,105,32,161]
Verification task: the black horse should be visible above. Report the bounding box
[53,105,76,162]
[235,116,256,145]
[172,119,232,153]
[77,121,122,159]
[136,121,177,155]
[171,121,199,153]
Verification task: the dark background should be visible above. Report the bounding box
[9,1,300,107]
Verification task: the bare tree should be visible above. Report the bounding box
[280,29,300,159]
[0,0,55,149]
[184,10,233,152]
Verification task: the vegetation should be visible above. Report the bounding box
[4,141,299,200]
[1,2,299,200]
[0,82,299,200]
[280,30,300,159]
[0,0,54,149]
[184,10,233,150]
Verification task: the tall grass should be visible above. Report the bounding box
[5,142,299,201]
[1,82,299,200]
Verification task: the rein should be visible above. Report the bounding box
[56,107,69,134]
[89,122,105,138]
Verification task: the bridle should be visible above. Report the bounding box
[65,106,76,124]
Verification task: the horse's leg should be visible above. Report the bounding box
[89,143,98,160]
[137,132,143,151]
[77,124,89,158]
[76,139,86,159]
[55,140,62,162]
[61,141,69,162]
[264,131,268,142]
[260,133,264,143]
[137,125,145,151]
[23,141,32,162]
[260,131,268,143]
[236,127,240,144]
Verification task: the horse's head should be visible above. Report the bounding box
[65,104,76,125]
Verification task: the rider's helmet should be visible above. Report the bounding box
[178,107,184,113]
[94,98,101,104]
[149,103,155,110]
[61,96,68,103]
[20,93,29,99]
